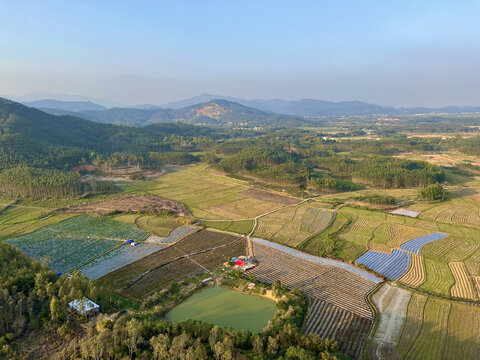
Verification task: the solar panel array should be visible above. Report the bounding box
[355,231,448,280]
[356,249,410,280]
[399,232,448,255]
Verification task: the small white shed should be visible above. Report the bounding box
[68,298,100,315]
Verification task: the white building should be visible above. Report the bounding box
[68,298,100,315]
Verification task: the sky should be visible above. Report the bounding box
[0,0,479,107]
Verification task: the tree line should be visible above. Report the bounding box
[0,166,117,198]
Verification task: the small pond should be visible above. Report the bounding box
[165,286,276,332]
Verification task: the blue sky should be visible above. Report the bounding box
[0,0,479,106]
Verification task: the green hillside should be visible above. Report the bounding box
[41,99,307,127]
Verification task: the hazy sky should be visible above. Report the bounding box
[0,0,479,107]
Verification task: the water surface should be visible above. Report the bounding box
[166,286,275,332]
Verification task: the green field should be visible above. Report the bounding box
[254,203,332,247]
[114,213,184,237]
[395,293,480,360]
[0,204,76,240]
[6,214,147,273]
[201,219,253,235]
[165,286,275,333]
[121,165,283,220]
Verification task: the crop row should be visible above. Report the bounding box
[304,298,371,359]
[386,224,430,249]
[449,262,477,300]
[400,253,425,287]
[250,241,376,319]
[396,293,480,360]
[99,229,243,298]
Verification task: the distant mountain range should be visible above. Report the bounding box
[23,99,107,112]
[161,94,480,116]
[20,94,480,127]
[0,97,232,170]
[29,99,306,127]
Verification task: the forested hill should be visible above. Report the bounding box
[0,97,236,171]
[37,99,307,127]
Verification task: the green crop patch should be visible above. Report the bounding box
[6,214,147,273]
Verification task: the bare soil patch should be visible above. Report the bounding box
[241,188,299,205]
[370,283,411,359]
[63,194,189,216]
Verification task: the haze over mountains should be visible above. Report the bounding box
[16,94,480,128]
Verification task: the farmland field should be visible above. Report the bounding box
[394,293,480,360]
[124,165,285,220]
[6,214,147,273]
[201,219,253,235]
[420,258,455,296]
[254,203,332,247]
[449,262,477,300]
[99,229,246,298]
[0,205,56,240]
[400,253,425,287]
[250,238,380,358]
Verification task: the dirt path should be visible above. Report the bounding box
[370,283,411,359]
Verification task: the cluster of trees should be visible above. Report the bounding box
[0,166,117,198]
[0,166,82,197]
[418,183,447,201]
[147,152,200,166]
[354,194,396,205]
[0,242,121,357]
[57,318,341,360]
[56,280,342,360]
[214,142,444,190]
[1,240,345,359]
[352,156,444,188]
[307,177,360,192]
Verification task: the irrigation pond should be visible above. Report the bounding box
[166,286,276,332]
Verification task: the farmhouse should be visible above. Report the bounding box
[231,256,257,271]
[68,298,100,316]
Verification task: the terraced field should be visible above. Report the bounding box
[419,195,480,229]
[0,205,61,240]
[249,238,380,358]
[420,258,455,296]
[400,232,448,254]
[356,249,410,280]
[304,298,371,358]
[449,262,477,300]
[357,231,449,283]
[134,215,184,237]
[340,217,382,247]
[78,243,165,279]
[402,297,451,360]
[254,203,332,247]
[400,253,425,287]
[394,293,480,360]
[380,223,430,249]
